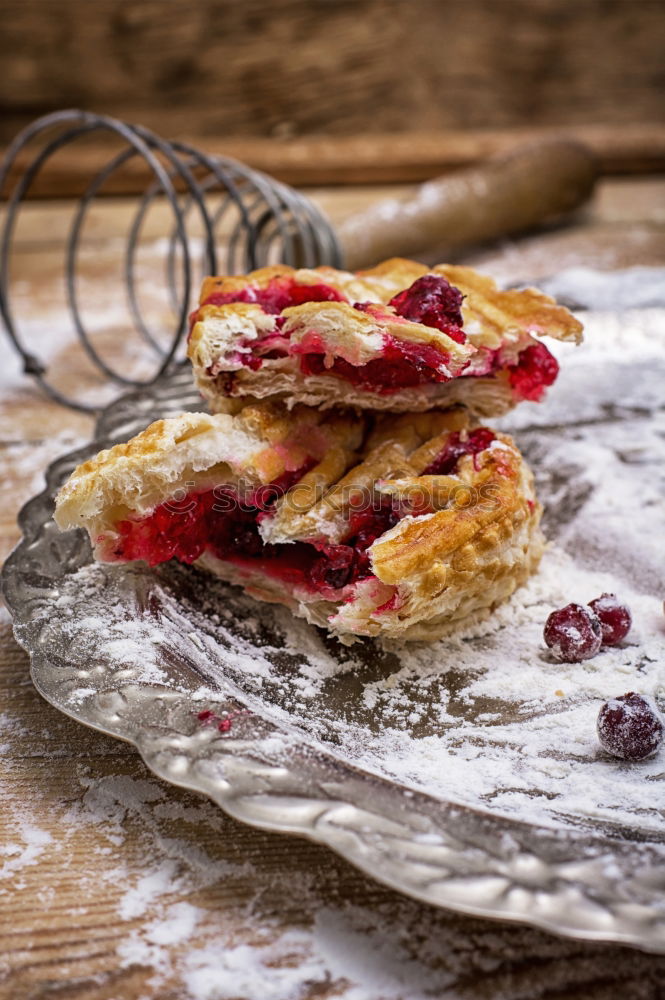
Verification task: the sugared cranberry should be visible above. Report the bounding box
[588,593,632,646]
[389,275,466,343]
[543,603,602,662]
[597,693,664,761]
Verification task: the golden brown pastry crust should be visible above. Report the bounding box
[54,404,363,541]
[433,264,582,348]
[55,404,543,642]
[188,258,582,416]
[198,260,452,310]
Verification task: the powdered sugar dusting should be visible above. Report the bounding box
[4,715,536,999]
[16,305,665,843]
[0,822,53,879]
[179,545,663,834]
[4,281,665,991]
[37,490,664,839]
[538,266,665,311]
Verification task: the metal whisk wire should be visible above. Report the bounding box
[0,109,341,411]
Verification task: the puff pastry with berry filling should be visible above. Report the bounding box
[188,258,582,417]
[55,403,544,642]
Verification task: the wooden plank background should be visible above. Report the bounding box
[5,123,665,201]
[1,0,663,145]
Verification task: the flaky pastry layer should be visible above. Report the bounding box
[55,403,544,643]
[54,403,363,542]
[188,258,582,416]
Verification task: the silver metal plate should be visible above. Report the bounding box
[3,304,665,952]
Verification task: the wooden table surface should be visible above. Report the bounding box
[1,178,665,1000]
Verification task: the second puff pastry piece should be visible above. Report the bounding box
[188,257,582,417]
[54,403,544,643]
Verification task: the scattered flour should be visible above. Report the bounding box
[0,823,53,880]
[119,863,183,920]
[3,278,665,995]
[538,265,665,311]
[0,432,89,509]
[186,545,664,835]
[179,932,326,1000]
[144,902,201,946]
[4,733,557,999]
[15,305,665,840]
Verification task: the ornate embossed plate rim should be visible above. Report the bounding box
[3,365,665,954]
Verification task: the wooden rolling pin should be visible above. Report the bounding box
[337,140,598,269]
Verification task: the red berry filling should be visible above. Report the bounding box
[308,501,400,589]
[422,428,496,476]
[389,274,467,344]
[204,276,347,314]
[200,272,560,403]
[597,692,664,761]
[588,593,632,646]
[295,275,468,392]
[201,273,464,392]
[297,336,558,400]
[298,334,455,392]
[506,342,559,402]
[543,603,603,662]
[112,476,400,597]
[109,433,492,599]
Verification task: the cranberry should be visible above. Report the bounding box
[347,501,400,546]
[299,334,454,392]
[229,522,264,556]
[543,603,602,662]
[309,545,356,590]
[597,693,664,761]
[506,342,559,402]
[389,275,466,342]
[353,527,385,552]
[113,467,408,594]
[588,594,632,646]
[353,550,373,578]
[204,277,347,314]
[306,501,401,587]
[422,428,495,476]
